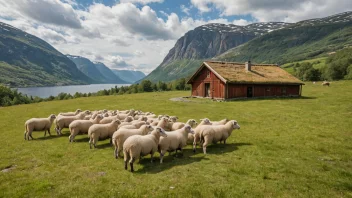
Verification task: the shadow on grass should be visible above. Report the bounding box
[74,137,90,143]
[95,142,113,149]
[35,132,69,140]
[134,142,251,174]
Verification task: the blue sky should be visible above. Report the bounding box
[0,0,351,73]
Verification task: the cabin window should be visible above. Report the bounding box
[266,87,271,92]
[206,71,210,78]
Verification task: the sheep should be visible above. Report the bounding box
[193,120,240,154]
[113,125,154,159]
[192,118,212,146]
[168,116,178,123]
[151,117,169,129]
[117,110,135,120]
[68,114,104,142]
[210,118,229,125]
[24,114,56,140]
[55,112,89,135]
[158,125,194,163]
[58,109,82,116]
[123,127,167,172]
[322,81,330,86]
[132,116,148,122]
[88,120,121,149]
[119,121,149,129]
[170,119,198,131]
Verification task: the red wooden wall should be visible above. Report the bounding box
[191,67,225,99]
[227,84,300,98]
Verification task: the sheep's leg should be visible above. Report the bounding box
[29,133,34,140]
[44,130,47,137]
[203,136,211,155]
[150,152,154,163]
[223,139,226,144]
[114,147,119,159]
[130,157,135,172]
[160,151,164,164]
[193,134,200,153]
[123,150,129,170]
[24,131,27,140]
[47,129,51,136]
[89,138,92,149]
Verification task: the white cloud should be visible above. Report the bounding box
[190,0,352,22]
[2,0,82,28]
[180,5,191,15]
[120,0,164,4]
[233,19,250,26]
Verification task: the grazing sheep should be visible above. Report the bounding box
[24,114,56,140]
[68,115,104,142]
[117,110,135,120]
[194,120,240,154]
[170,119,198,131]
[59,109,82,116]
[113,125,154,159]
[158,125,194,163]
[123,127,167,172]
[55,112,89,135]
[168,116,178,123]
[88,120,121,149]
[322,81,330,86]
[153,117,169,130]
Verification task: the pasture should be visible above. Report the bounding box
[0,81,351,197]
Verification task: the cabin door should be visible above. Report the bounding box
[247,86,253,98]
[205,83,210,97]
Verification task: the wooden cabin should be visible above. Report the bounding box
[186,61,304,100]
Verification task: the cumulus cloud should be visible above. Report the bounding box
[190,0,352,22]
[2,0,82,28]
[233,19,250,26]
[120,0,164,4]
[134,50,145,57]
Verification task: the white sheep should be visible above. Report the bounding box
[24,114,56,140]
[68,114,104,142]
[123,127,167,172]
[112,125,154,159]
[170,119,198,131]
[117,110,135,120]
[55,112,89,135]
[58,109,82,116]
[88,120,121,149]
[194,120,240,154]
[158,125,194,163]
[119,121,148,129]
[192,118,212,146]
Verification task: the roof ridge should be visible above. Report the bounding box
[206,61,278,66]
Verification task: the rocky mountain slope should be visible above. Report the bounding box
[0,22,94,87]
[67,55,127,84]
[143,11,352,82]
[111,70,145,83]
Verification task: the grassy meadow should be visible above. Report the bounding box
[0,81,351,197]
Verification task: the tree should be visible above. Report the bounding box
[139,80,153,92]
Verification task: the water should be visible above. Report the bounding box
[15,84,130,98]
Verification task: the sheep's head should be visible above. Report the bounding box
[103,113,109,117]
[184,125,194,134]
[144,125,154,134]
[189,119,198,127]
[76,109,82,113]
[169,116,178,122]
[155,127,167,137]
[84,110,91,115]
[200,118,210,124]
[231,120,240,130]
[161,117,169,124]
[49,114,56,120]
[96,115,104,121]
[103,109,108,113]
[124,116,133,122]
[141,116,148,121]
[112,120,121,128]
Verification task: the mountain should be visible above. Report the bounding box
[111,70,146,83]
[143,11,352,82]
[67,55,127,84]
[0,22,94,87]
[216,11,352,64]
[143,22,291,82]
[93,62,128,84]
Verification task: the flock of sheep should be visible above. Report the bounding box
[24,109,240,172]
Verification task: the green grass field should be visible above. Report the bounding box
[0,81,351,197]
[282,57,327,74]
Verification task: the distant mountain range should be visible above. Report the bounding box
[143,11,352,82]
[0,21,145,87]
[67,55,145,84]
[0,22,94,87]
